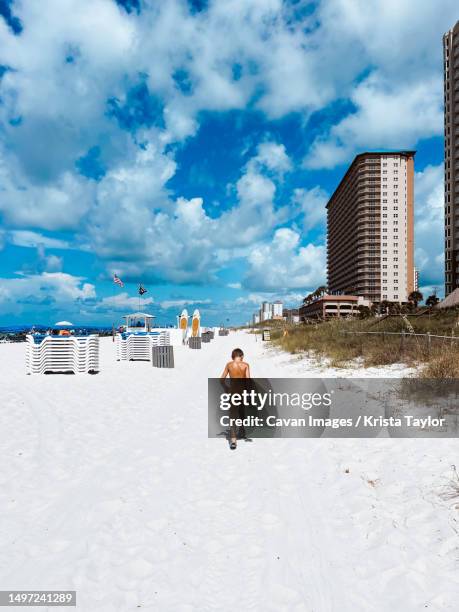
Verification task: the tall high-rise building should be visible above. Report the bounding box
[327,151,415,303]
[443,21,459,296]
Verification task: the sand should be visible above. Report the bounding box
[0,332,458,611]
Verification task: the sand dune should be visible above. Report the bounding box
[0,332,457,611]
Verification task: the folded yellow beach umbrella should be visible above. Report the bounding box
[191,309,200,337]
[179,309,188,331]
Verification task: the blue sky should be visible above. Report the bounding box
[0,0,457,326]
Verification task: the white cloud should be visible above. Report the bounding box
[33,245,63,273]
[0,0,456,305]
[84,139,290,284]
[0,147,95,230]
[227,282,241,289]
[302,0,457,168]
[243,228,326,291]
[292,186,328,231]
[99,292,154,312]
[317,0,457,80]
[304,75,443,169]
[0,272,95,315]
[247,142,292,177]
[8,230,71,250]
[159,298,211,310]
[44,254,63,272]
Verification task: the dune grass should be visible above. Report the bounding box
[266,310,459,374]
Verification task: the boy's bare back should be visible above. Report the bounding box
[220,347,251,379]
[225,360,250,378]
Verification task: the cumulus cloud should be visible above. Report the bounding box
[85,138,289,284]
[33,245,63,273]
[0,272,95,316]
[304,75,443,169]
[159,298,211,310]
[0,147,95,230]
[243,228,326,291]
[246,141,292,177]
[8,231,72,250]
[99,292,153,311]
[292,186,329,231]
[0,0,455,318]
[302,0,457,168]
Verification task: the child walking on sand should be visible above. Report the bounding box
[220,348,251,450]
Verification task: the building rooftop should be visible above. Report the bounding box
[326,150,416,209]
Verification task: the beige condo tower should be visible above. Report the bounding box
[327,151,415,303]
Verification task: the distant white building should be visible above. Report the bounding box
[254,300,284,323]
[272,300,283,319]
[260,301,272,321]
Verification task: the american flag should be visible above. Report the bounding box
[113,274,124,288]
[139,284,147,296]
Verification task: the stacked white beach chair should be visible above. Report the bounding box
[116,331,170,361]
[26,335,100,375]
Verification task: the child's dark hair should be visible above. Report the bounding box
[231,348,244,359]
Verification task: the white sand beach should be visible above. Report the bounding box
[0,331,458,611]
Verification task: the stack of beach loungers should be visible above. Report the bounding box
[116,331,171,361]
[26,334,100,374]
